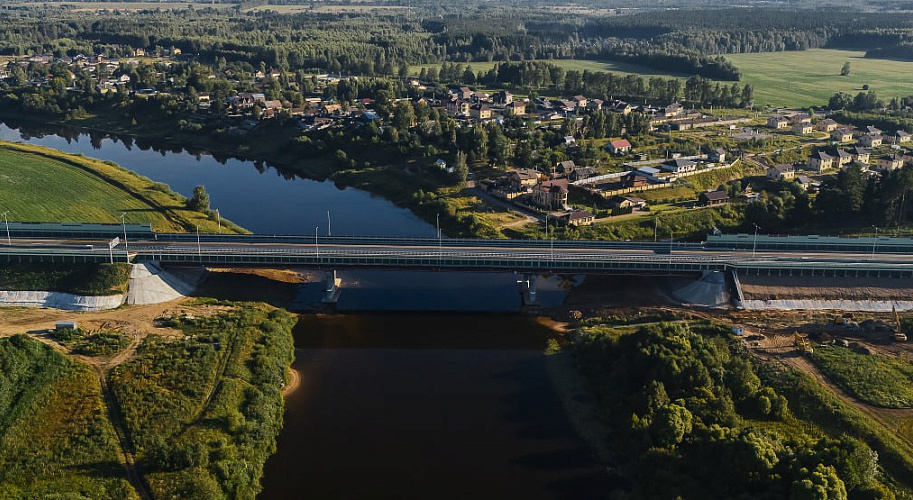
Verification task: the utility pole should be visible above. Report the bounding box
[0,211,9,246]
[327,210,332,237]
[196,225,201,259]
[315,226,319,261]
[216,209,221,234]
[654,215,659,243]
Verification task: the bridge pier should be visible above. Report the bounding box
[516,273,538,306]
[322,270,342,304]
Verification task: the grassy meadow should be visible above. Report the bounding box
[811,345,913,408]
[0,335,136,500]
[728,49,913,108]
[0,141,246,233]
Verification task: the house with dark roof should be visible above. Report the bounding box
[767,164,796,180]
[532,179,569,210]
[808,151,834,172]
[568,167,596,182]
[660,158,697,174]
[564,210,595,227]
[699,190,730,207]
[877,154,904,171]
[556,160,577,174]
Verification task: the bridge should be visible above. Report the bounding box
[1,223,912,305]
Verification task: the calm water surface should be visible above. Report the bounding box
[259,314,606,499]
[0,120,603,498]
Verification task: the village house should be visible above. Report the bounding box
[767,164,796,180]
[446,99,470,116]
[455,86,473,100]
[767,116,789,129]
[808,151,834,172]
[866,125,883,136]
[532,179,569,210]
[492,90,513,105]
[607,139,632,155]
[796,175,812,190]
[699,190,730,207]
[568,167,596,182]
[660,158,698,174]
[791,114,813,125]
[877,154,904,171]
[831,128,855,142]
[792,123,814,135]
[850,146,870,164]
[621,171,650,188]
[509,168,541,191]
[556,160,577,175]
[609,195,647,210]
[588,99,604,112]
[665,102,684,118]
[709,148,727,163]
[895,131,912,144]
[564,210,595,227]
[573,95,587,109]
[609,100,632,115]
[469,104,492,121]
[835,149,853,168]
[860,134,883,148]
[508,101,526,116]
[817,118,839,132]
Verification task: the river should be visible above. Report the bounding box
[0,120,606,498]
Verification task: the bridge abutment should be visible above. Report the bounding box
[516,273,538,306]
[322,270,342,304]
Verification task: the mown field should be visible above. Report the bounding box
[727,49,913,108]
[0,141,245,233]
[0,335,136,500]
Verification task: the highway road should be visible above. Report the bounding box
[3,236,913,270]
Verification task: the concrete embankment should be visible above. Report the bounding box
[738,275,913,312]
[0,262,204,311]
[741,299,913,312]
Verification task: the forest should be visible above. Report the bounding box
[570,321,902,499]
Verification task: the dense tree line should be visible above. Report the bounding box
[572,321,894,499]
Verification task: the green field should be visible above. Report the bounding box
[811,345,913,408]
[0,335,136,499]
[728,49,913,108]
[0,141,245,233]
[410,59,687,79]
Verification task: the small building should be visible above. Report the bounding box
[877,154,904,171]
[709,148,727,163]
[621,171,650,188]
[609,196,647,210]
[565,210,595,227]
[508,101,527,116]
[796,175,812,190]
[850,146,870,164]
[509,168,540,191]
[469,104,492,120]
[817,118,839,132]
[434,158,448,171]
[767,164,796,180]
[835,149,853,167]
[493,90,513,105]
[732,325,746,336]
[767,116,789,129]
[699,190,730,207]
[55,321,78,331]
[831,128,854,143]
[808,151,834,172]
[568,167,596,182]
[895,131,912,144]
[532,179,569,210]
[607,139,633,155]
[660,158,697,174]
[792,123,814,135]
[556,160,577,174]
[564,136,577,147]
[860,134,883,148]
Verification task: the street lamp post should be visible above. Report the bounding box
[654,215,659,243]
[216,209,221,234]
[315,226,319,261]
[196,225,201,259]
[752,223,761,257]
[436,213,441,265]
[327,210,332,237]
[0,211,9,246]
[872,226,878,260]
[119,213,128,253]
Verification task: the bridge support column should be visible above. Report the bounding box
[322,270,342,304]
[517,273,538,306]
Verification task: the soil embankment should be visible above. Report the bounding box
[739,275,913,311]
